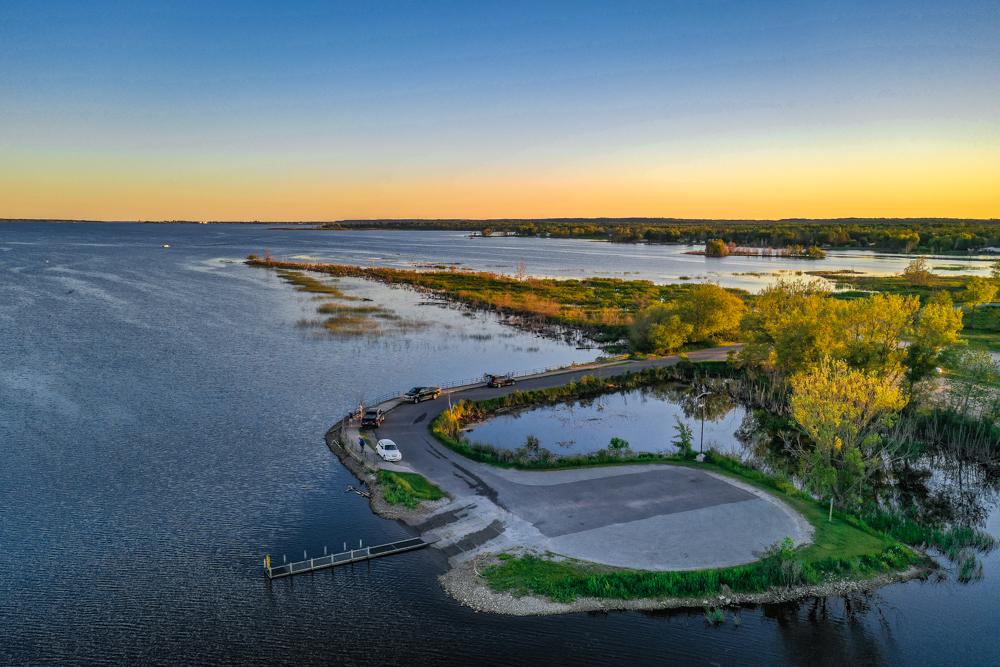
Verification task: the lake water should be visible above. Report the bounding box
[465,385,747,458]
[2,222,998,665]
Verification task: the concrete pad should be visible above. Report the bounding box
[545,498,801,570]
[498,467,753,537]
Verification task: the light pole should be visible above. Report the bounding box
[694,391,712,458]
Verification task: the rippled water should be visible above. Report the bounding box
[2,222,998,666]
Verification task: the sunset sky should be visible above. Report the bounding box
[1,1,998,220]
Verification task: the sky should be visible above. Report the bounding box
[1,1,998,220]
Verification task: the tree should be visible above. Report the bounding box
[608,437,630,455]
[629,284,744,353]
[960,276,998,329]
[739,279,842,374]
[629,305,692,353]
[672,283,745,342]
[839,293,919,375]
[670,417,695,459]
[740,278,961,381]
[991,258,1000,282]
[905,299,964,382]
[790,357,908,521]
[705,239,729,257]
[902,258,933,287]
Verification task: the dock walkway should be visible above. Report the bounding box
[265,537,430,579]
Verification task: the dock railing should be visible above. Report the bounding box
[266,537,430,579]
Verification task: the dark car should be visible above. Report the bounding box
[361,408,385,428]
[404,386,441,403]
[485,373,516,388]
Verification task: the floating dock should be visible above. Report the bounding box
[265,537,430,579]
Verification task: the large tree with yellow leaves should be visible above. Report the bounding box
[790,357,909,521]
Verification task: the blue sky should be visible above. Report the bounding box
[1,1,998,219]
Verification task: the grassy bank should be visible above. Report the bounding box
[377,470,445,508]
[482,450,922,603]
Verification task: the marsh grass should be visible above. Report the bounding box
[275,269,360,300]
[704,607,725,624]
[274,269,426,337]
[251,257,732,339]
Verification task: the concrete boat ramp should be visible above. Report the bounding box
[332,347,812,575]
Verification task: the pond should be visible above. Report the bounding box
[464,383,747,458]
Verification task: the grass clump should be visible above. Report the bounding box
[377,470,445,508]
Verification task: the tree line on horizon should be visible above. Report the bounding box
[328,217,1000,254]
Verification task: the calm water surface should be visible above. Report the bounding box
[466,385,746,457]
[2,223,998,666]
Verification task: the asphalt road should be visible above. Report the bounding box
[370,346,811,570]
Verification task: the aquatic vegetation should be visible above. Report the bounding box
[274,269,426,338]
[274,269,358,300]
[249,256,733,342]
[704,607,725,624]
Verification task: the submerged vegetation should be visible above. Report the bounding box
[273,268,421,336]
[251,256,736,343]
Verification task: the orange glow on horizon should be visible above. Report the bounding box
[1,137,997,221]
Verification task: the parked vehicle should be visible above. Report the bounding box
[485,372,516,388]
[361,407,386,428]
[375,439,402,462]
[404,386,442,403]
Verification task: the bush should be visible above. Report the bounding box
[705,239,730,257]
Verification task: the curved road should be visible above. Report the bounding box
[367,345,811,571]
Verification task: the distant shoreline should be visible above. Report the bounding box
[3,216,998,224]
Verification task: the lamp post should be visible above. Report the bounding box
[694,390,712,458]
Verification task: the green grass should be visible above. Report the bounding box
[963,307,1000,352]
[377,470,445,508]
[482,452,921,603]
[427,364,927,603]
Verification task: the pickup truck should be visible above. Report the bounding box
[361,407,386,428]
[403,386,442,403]
[485,373,516,388]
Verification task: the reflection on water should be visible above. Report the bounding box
[2,222,999,665]
[466,383,745,457]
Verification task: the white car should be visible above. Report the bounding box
[375,439,402,462]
